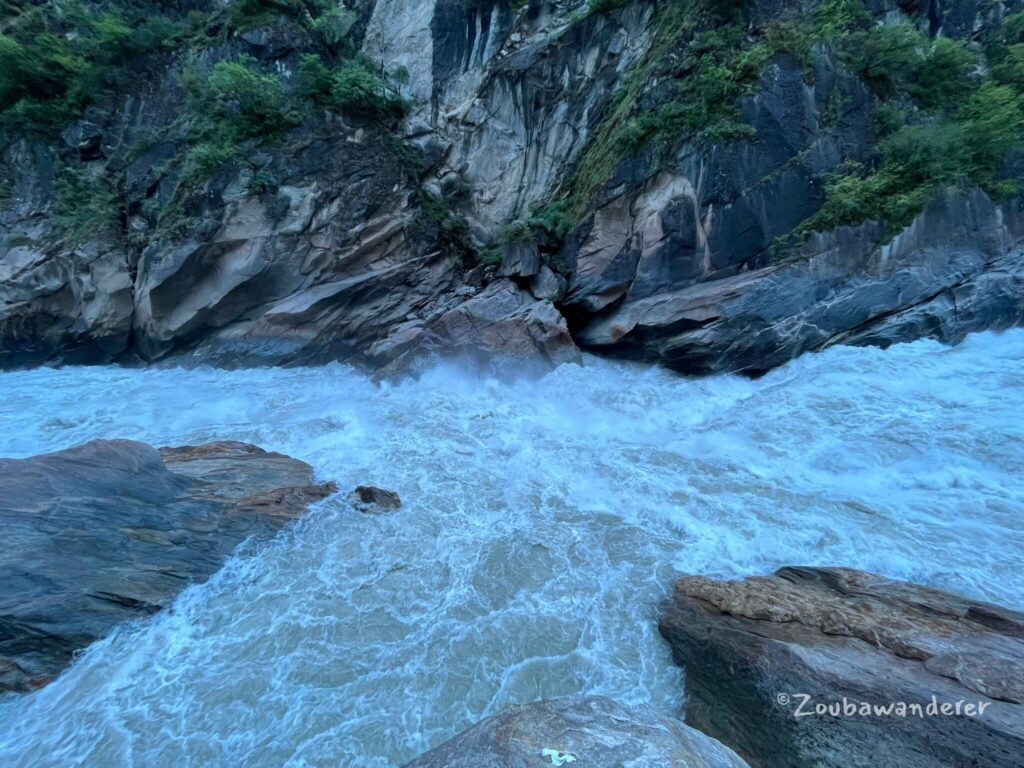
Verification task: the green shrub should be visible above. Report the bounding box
[803,83,1024,232]
[181,55,298,180]
[54,166,121,244]
[851,23,974,109]
[197,56,296,138]
[299,55,406,117]
[330,59,406,117]
[297,53,335,102]
[0,1,187,132]
[311,6,357,50]
[992,44,1024,88]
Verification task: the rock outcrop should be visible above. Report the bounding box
[658,566,1024,768]
[0,439,335,693]
[578,189,1024,374]
[402,696,750,768]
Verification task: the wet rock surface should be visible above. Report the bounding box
[402,696,750,768]
[0,439,335,693]
[348,485,402,513]
[658,566,1024,768]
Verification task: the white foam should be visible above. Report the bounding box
[0,331,1022,766]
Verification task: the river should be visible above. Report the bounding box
[1,331,1022,766]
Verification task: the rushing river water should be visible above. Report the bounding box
[0,332,1022,766]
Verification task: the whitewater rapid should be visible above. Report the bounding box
[1,332,1022,766]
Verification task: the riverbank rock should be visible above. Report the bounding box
[576,189,1024,375]
[402,696,750,768]
[0,439,335,693]
[658,566,1024,768]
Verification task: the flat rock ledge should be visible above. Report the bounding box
[658,566,1024,768]
[0,439,335,693]
[402,696,749,768]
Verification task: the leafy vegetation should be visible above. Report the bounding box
[558,0,1024,241]
[0,0,186,132]
[800,11,1024,233]
[0,0,416,246]
[53,165,121,243]
[298,54,406,117]
[179,55,299,181]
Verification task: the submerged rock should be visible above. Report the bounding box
[348,485,402,513]
[0,439,335,693]
[402,696,750,768]
[658,566,1024,768]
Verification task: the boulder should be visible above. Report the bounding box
[500,241,542,278]
[402,696,750,768]
[348,485,402,513]
[529,266,568,302]
[658,566,1024,768]
[378,279,581,375]
[0,439,335,693]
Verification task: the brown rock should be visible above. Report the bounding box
[659,566,1024,768]
[402,696,750,768]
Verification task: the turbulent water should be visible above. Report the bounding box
[0,332,1022,766]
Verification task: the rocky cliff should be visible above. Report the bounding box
[2,0,1022,373]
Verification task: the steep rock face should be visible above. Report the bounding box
[0,2,583,373]
[402,696,751,767]
[0,439,335,693]
[658,567,1024,768]
[0,141,134,367]
[564,47,876,316]
[366,0,654,229]
[436,2,654,231]
[561,29,1024,374]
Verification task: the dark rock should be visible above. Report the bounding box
[348,485,402,513]
[0,439,335,693]
[658,567,1024,768]
[500,241,542,278]
[579,189,1024,375]
[530,265,568,302]
[402,696,750,768]
[61,121,105,161]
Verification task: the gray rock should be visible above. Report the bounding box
[0,439,336,693]
[379,279,581,375]
[348,485,402,513]
[530,265,568,302]
[579,189,1024,375]
[2,0,1022,377]
[500,241,542,278]
[402,696,750,768]
[658,567,1024,768]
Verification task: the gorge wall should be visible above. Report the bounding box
[2,0,1023,374]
